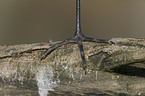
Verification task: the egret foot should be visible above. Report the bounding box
[41,33,108,74]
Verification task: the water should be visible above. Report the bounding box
[1,0,145,45]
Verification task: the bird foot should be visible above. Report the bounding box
[41,34,109,74]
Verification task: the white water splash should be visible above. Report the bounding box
[36,65,57,96]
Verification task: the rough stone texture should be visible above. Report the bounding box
[0,38,145,95]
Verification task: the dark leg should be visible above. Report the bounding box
[41,0,110,74]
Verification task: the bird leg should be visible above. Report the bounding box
[41,0,110,74]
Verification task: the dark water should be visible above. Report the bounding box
[1,0,145,45]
